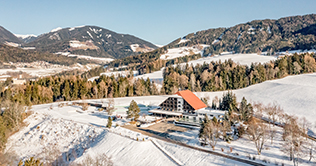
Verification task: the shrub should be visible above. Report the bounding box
[237,125,245,137]
[18,157,43,166]
[107,117,112,128]
[82,103,89,111]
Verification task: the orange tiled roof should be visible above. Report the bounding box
[175,90,207,110]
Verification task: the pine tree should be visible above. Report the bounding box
[127,100,140,121]
[219,91,237,114]
[239,97,253,122]
[199,114,209,145]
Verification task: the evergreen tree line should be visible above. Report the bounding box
[162,53,316,94]
[0,74,160,106]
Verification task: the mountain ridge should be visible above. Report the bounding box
[22,25,158,59]
[15,34,38,43]
[0,26,22,45]
[167,14,316,55]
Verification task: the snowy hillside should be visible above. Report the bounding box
[166,125,314,166]
[186,53,276,67]
[55,52,114,64]
[160,45,209,60]
[6,70,316,165]
[0,63,98,77]
[6,100,245,166]
[196,73,316,125]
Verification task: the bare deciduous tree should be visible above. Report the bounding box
[78,153,113,166]
[200,118,221,150]
[247,119,268,155]
[106,98,115,115]
[263,102,284,144]
[265,102,283,126]
[281,115,306,166]
[252,102,264,118]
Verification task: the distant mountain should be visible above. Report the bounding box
[15,34,37,43]
[0,26,21,45]
[23,25,158,59]
[167,14,316,55]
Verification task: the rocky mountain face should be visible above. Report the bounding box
[22,26,158,59]
[167,14,316,55]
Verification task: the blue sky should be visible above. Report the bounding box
[1,0,315,45]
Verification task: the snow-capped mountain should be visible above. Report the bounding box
[15,34,37,43]
[23,25,158,59]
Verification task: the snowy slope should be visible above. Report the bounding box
[15,34,37,39]
[6,100,246,166]
[195,73,316,125]
[0,63,98,77]
[74,133,176,166]
[166,125,314,166]
[186,53,276,67]
[50,27,62,33]
[55,52,114,63]
[134,69,164,80]
[160,45,209,60]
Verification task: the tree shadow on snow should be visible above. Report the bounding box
[51,130,108,165]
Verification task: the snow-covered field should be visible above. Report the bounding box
[6,100,245,165]
[0,67,71,77]
[278,49,316,56]
[160,45,209,60]
[0,63,98,77]
[195,72,316,126]
[134,69,163,81]
[166,125,315,166]
[187,53,276,67]
[55,52,114,63]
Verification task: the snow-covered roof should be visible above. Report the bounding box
[149,109,182,116]
[168,95,183,99]
[196,108,226,116]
